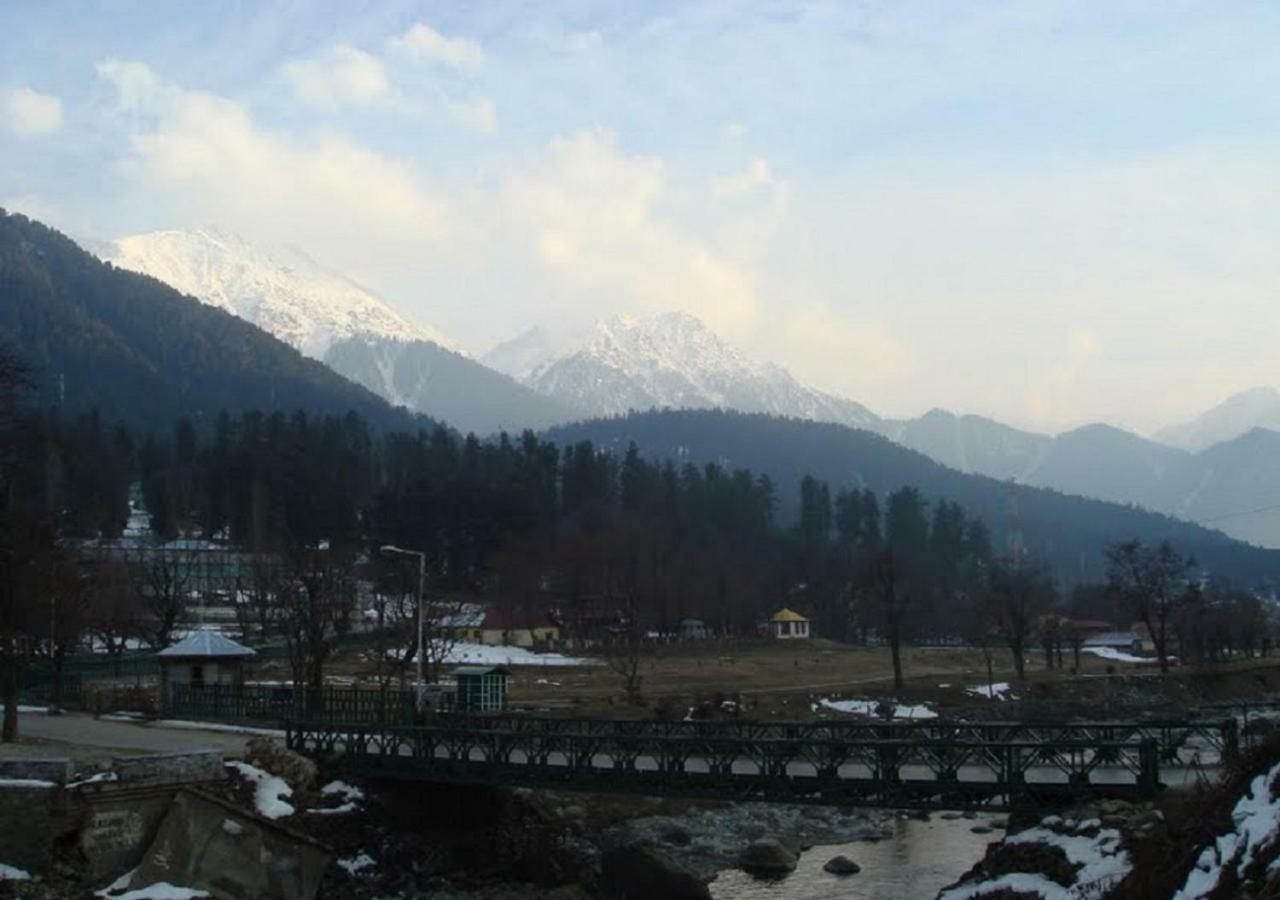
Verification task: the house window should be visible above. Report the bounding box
[191,665,204,687]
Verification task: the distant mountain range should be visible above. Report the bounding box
[85,225,1280,547]
[545,409,1280,586]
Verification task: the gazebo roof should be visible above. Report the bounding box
[158,630,256,659]
[770,607,808,623]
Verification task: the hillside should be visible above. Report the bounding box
[323,336,577,435]
[0,210,422,432]
[544,409,1280,586]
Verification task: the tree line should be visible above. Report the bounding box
[2,342,1274,737]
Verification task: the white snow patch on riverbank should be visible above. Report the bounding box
[96,872,210,900]
[0,863,31,880]
[1174,762,1280,899]
[816,698,938,720]
[338,852,376,875]
[965,682,1014,701]
[226,761,294,819]
[939,818,1131,900]
[309,780,365,815]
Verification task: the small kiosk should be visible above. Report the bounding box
[453,665,510,712]
[158,630,256,700]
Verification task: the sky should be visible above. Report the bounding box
[1,1,1278,434]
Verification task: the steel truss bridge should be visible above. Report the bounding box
[283,714,1231,810]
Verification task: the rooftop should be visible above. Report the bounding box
[770,607,808,622]
[158,630,256,659]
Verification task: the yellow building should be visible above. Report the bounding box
[770,608,810,640]
[468,609,561,648]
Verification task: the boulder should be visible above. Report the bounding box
[600,844,711,900]
[660,826,693,847]
[245,737,318,797]
[738,838,798,876]
[823,855,861,876]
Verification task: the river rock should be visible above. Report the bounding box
[245,737,318,796]
[970,825,994,835]
[738,838,798,875]
[601,844,711,900]
[823,855,861,875]
[661,826,693,847]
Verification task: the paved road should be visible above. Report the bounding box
[15,711,261,756]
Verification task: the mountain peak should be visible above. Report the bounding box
[1156,385,1280,451]
[486,309,879,429]
[103,228,460,358]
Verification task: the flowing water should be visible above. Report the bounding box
[710,815,1002,900]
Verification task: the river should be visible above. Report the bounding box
[710,815,1002,900]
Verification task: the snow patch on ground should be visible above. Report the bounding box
[338,852,376,875]
[153,720,286,738]
[1084,647,1161,664]
[225,761,294,819]
[95,871,210,900]
[443,642,597,667]
[965,682,1015,701]
[940,817,1131,900]
[1174,761,1280,899]
[308,780,365,815]
[0,777,57,788]
[0,863,31,880]
[17,704,49,713]
[816,698,938,720]
[68,771,120,788]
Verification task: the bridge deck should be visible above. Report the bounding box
[287,721,1162,811]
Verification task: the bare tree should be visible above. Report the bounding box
[280,543,356,692]
[132,546,193,649]
[1106,539,1193,674]
[981,558,1055,681]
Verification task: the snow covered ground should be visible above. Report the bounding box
[443,642,597,667]
[1174,761,1280,899]
[308,780,364,816]
[815,698,938,720]
[965,682,1015,701]
[225,761,294,819]
[939,817,1131,899]
[0,863,31,881]
[1084,647,1161,664]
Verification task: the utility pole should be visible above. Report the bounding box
[380,545,426,709]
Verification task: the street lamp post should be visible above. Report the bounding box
[380,544,426,709]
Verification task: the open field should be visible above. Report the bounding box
[274,637,1280,721]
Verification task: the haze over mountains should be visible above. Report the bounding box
[93,226,1280,548]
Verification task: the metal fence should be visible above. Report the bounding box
[164,683,420,726]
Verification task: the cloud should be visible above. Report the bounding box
[773,305,918,387]
[388,23,484,69]
[711,157,774,198]
[98,60,446,275]
[445,96,497,132]
[95,59,166,112]
[501,130,759,335]
[4,87,63,136]
[281,45,390,108]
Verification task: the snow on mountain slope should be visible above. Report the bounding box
[1156,387,1280,451]
[104,228,457,358]
[485,311,880,429]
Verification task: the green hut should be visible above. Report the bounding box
[453,665,509,712]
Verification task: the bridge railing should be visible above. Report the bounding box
[285,719,1161,810]
[426,712,1237,765]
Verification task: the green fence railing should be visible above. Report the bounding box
[164,683,421,726]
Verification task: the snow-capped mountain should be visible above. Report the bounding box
[103,228,456,358]
[483,311,880,428]
[1155,387,1280,451]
